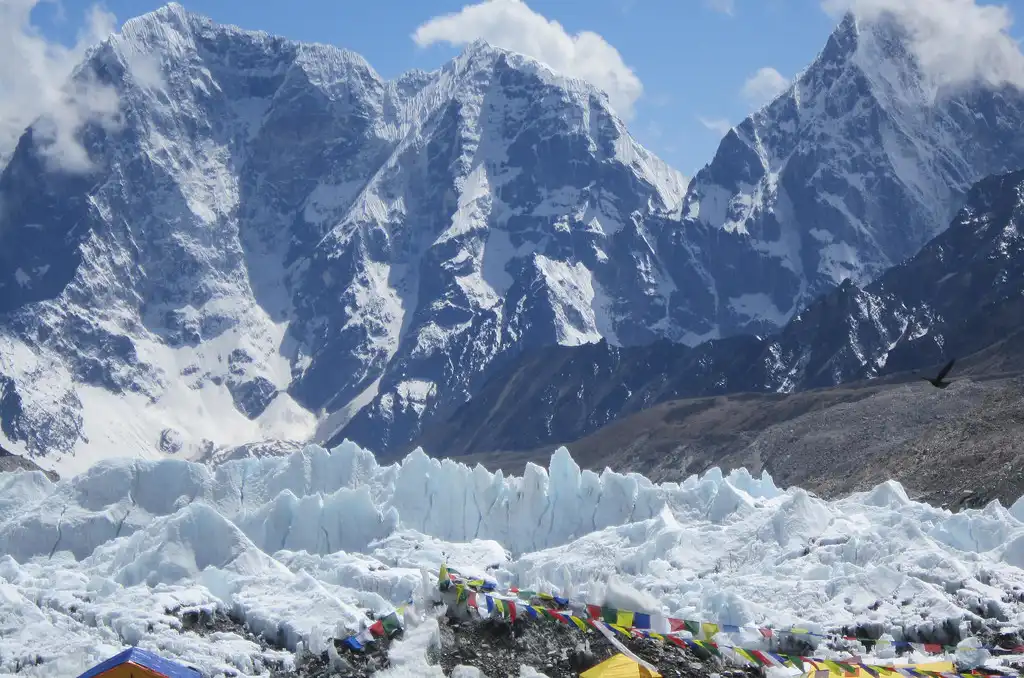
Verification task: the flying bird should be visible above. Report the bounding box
[922,358,956,389]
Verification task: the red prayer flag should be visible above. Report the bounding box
[547,609,567,624]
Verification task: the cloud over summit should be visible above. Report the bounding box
[0,0,121,173]
[824,0,1024,91]
[413,0,643,120]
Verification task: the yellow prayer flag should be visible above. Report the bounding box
[438,563,448,585]
[911,664,955,675]
[616,610,635,628]
[702,623,719,639]
[734,648,757,664]
[569,616,588,630]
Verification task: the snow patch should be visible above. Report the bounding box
[728,293,790,328]
[534,255,611,346]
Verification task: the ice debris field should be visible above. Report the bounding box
[3,442,1024,677]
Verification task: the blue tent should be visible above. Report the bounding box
[76,648,201,678]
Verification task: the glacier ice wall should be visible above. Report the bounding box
[0,442,785,563]
[3,440,1024,674]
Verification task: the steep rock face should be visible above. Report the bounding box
[775,168,1024,383]
[407,336,764,459]
[308,43,688,452]
[671,13,1024,340]
[863,168,1024,372]
[0,3,687,472]
[412,169,1024,458]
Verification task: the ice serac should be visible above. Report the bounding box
[671,12,1024,340]
[0,3,694,471]
[0,442,779,563]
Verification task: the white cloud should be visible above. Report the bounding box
[123,49,166,91]
[0,0,120,173]
[412,0,643,119]
[698,116,733,136]
[740,66,790,106]
[822,0,1024,90]
[705,0,736,16]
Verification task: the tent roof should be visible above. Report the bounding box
[581,653,662,678]
[76,648,202,678]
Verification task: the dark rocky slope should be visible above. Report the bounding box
[412,169,1024,496]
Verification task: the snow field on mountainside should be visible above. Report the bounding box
[2,443,1024,677]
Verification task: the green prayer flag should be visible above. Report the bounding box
[381,611,401,636]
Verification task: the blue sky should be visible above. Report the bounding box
[19,0,1024,175]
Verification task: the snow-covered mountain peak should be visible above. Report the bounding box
[847,14,948,114]
[119,1,191,34]
[112,3,381,101]
[447,38,593,98]
[672,7,1024,341]
[0,6,691,473]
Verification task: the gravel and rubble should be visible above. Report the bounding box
[169,603,760,677]
[432,612,750,678]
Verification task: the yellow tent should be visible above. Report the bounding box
[800,660,955,678]
[581,653,662,678]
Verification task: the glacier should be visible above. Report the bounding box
[3,444,1024,676]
